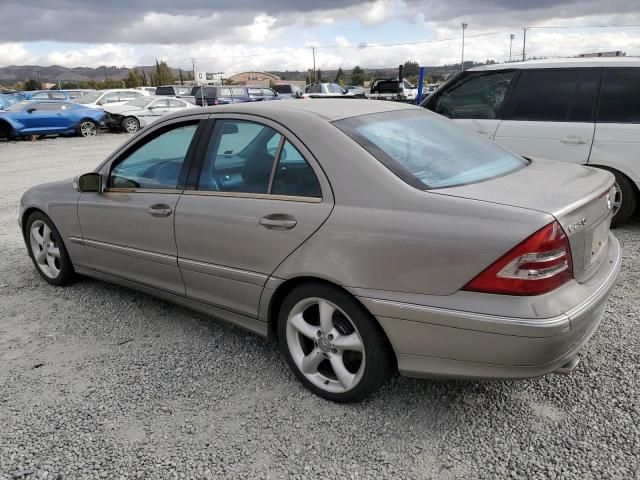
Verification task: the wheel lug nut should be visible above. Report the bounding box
[327,334,334,340]
[317,330,322,337]
[331,348,337,354]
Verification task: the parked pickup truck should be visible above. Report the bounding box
[368,78,418,101]
[155,85,196,104]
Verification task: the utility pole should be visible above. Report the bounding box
[461,23,468,71]
[522,27,527,62]
[311,46,316,83]
[104,66,108,83]
[191,58,197,86]
[509,34,515,62]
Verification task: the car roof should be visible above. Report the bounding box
[196,98,417,121]
[470,57,640,71]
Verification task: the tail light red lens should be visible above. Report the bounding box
[463,221,573,296]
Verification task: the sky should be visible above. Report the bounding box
[1,0,640,73]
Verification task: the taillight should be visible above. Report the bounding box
[463,221,573,296]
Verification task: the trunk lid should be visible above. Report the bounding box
[437,158,615,283]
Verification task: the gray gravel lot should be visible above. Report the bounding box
[0,134,638,480]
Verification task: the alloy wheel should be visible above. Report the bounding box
[29,220,61,279]
[123,118,139,134]
[286,297,366,394]
[612,181,622,218]
[79,121,97,137]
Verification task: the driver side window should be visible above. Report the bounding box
[110,123,198,190]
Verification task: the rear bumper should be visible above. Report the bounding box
[359,234,621,379]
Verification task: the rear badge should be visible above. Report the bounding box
[568,217,587,233]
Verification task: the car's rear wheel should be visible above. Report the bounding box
[122,117,140,134]
[277,283,394,403]
[77,120,97,137]
[599,168,637,228]
[25,212,75,286]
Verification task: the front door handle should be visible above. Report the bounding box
[259,214,297,230]
[147,204,173,217]
[561,135,587,145]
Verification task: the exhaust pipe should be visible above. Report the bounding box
[555,356,580,375]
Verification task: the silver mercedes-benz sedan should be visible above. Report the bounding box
[20,100,621,402]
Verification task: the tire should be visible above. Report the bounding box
[0,122,12,140]
[122,116,140,134]
[77,120,98,137]
[599,168,637,228]
[25,212,75,286]
[277,283,394,403]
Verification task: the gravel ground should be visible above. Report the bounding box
[0,134,638,480]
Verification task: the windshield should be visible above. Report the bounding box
[4,101,31,112]
[126,97,155,108]
[334,109,527,189]
[328,83,344,94]
[76,91,103,104]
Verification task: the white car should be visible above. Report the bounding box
[423,57,640,226]
[104,96,199,133]
[75,89,145,109]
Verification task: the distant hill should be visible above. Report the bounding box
[0,64,183,84]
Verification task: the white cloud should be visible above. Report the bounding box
[0,43,31,65]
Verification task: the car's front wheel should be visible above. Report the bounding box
[25,212,75,286]
[77,120,97,137]
[0,122,12,141]
[122,117,140,134]
[277,283,394,402]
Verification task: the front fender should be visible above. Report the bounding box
[20,179,87,266]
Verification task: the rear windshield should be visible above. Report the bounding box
[334,109,527,189]
[274,85,292,94]
[155,86,174,95]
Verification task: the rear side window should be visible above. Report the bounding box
[505,69,599,122]
[274,85,292,94]
[598,69,640,123]
[334,110,527,190]
[231,87,247,97]
[431,71,516,119]
[50,91,67,100]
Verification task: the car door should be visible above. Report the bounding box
[148,98,170,120]
[21,102,67,132]
[590,68,640,185]
[425,69,517,139]
[174,115,333,318]
[494,69,599,164]
[77,118,205,294]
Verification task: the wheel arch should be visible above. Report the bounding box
[265,276,396,364]
[0,119,14,138]
[21,207,46,242]
[589,164,639,197]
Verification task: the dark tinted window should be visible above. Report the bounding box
[155,86,174,95]
[431,71,515,119]
[306,84,321,93]
[505,69,599,122]
[598,69,640,123]
[274,85,292,94]
[271,141,321,197]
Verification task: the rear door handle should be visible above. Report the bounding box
[259,215,297,230]
[147,204,173,217]
[561,135,587,145]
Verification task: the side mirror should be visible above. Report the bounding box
[76,173,102,192]
[26,107,36,113]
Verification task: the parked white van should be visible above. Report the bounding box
[422,57,640,226]
[75,89,145,109]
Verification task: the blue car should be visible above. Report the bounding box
[0,100,106,140]
[21,90,71,101]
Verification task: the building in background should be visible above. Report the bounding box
[227,71,280,86]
